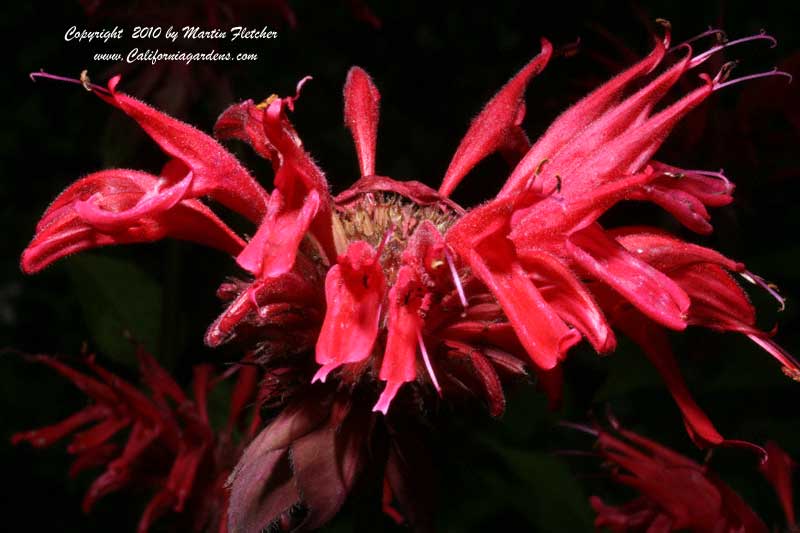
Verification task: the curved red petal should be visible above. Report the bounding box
[440,38,552,198]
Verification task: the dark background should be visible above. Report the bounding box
[2,0,799,531]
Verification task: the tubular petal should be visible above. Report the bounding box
[236,188,321,278]
[619,317,725,448]
[498,38,667,197]
[344,67,381,177]
[465,245,580,370]
[314,241,386,382]
[103,76,270,223]
[374,267,424,413]
[439,38,553,197]
[568,224,690,331]
[214,100,280,162]
[525,250,616,353]
[760,442,797,527]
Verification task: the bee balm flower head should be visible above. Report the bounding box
[18,25,796,531]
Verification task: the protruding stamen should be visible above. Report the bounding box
[654,18,672,48]
[713,61,741,85]
[376,225,395,258]
[255,94,279,109]
[29,70,111,95]
[713,68,792,91]
[669,27,726,53]
[79,70,92,91]
[719,440,769,465]
[554,37,581,59]
[748,334,800,381]
[247,287,264,318]
[418,331,441,394]
[689,31,777,69]
[557,420,600,437]
[605,404,621,430]
[684,168,733,187]
[740,270,786,311]
[286,75,313,111]
[445,247,468,309]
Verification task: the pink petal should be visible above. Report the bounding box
[528,51,692,197]
[617,316,725,448]
[73,169,193,233]
[344,67,381,177]
[649,162,735,207]
[671,264,756,333]
[524,250,616,353]
[214,100,280,162]
[374,266,423,414]
[760,441,797,527]
[103,77,269,222]
[498,39,667,197]
[612,229,742,274]
[314,241,386,382]
[632,184,714,234]
[465,243,580,370]
[22,193,245,274]
[568,224,689,331]
[439,38,553,197]
[236,188,321,278]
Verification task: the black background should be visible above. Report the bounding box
[1,1,799,531]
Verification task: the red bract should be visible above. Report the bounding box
[19,25,796,532]
[12,348,260,533]
[577,421,770,532]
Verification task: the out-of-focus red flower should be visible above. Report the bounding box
[12,348,261,533]
[760,441,797,529]
[19,24,797,531]
[575,421,769,533]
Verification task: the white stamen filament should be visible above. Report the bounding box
[689,32,777,69]
[669,27,726,53]
[418,330,441,394]
[748,334,800,377]
[683,168,732,187]
[714,68,792,91]
[376,225,395,257]
[445,248,468,309]
[740,270,786,311]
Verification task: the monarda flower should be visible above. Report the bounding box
[19,25,795,531]
[12,347,262,533]
[566,419,797,532]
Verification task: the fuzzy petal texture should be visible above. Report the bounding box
[374,266,424,413]
[214,99,280,163]
[21,169,245,273]
[568,224,690,331]
[102,76,269,222]
[498,38,667,197]
[314,240,386,382]
[344,67,381,177]
[439,38,553,197]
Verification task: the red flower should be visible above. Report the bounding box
[19,25,796,531]
[760,441,797,529]
[12,348,261,533]
[21,73,267,274]
[570,420,770,532]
